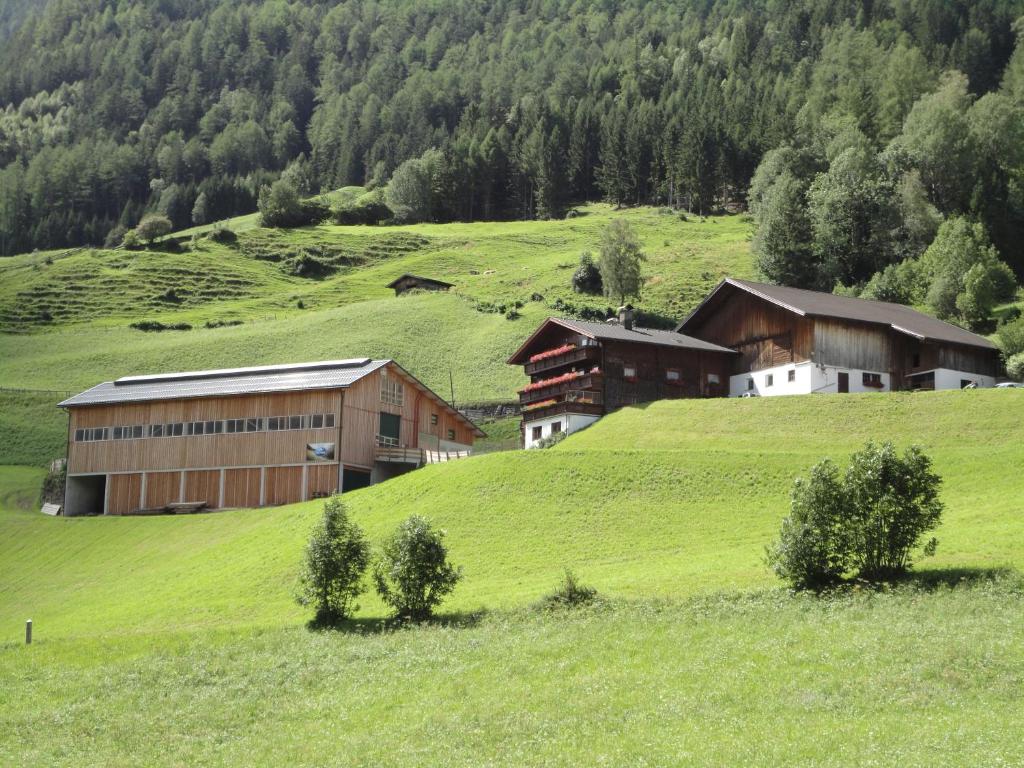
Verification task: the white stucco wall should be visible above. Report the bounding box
[523,412,600,448]
[730,362,892,396]
[931,368,996,390]
[732,362,995,396]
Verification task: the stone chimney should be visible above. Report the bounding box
[618,304,634,331]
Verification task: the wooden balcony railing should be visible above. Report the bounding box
[375,443,473,465]
[524,345,600,376]
[519,373,602,404]
[521,398,604,421]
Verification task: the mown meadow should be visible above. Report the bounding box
[1,391,1023,765]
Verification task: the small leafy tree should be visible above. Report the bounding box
[598,219,646,305]
[295,496,371,623]
[766,459,852,589]
[768,442,943,588]
[134,214,173,244]
[571,250,603,294]
[844,442,943,580]
[373,515,461,620]
[258,179,304,227]
[536,568,598,610]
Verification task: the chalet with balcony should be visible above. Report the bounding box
[507,307,736,447]
[678,278,1001,396]
[58,359,483,516]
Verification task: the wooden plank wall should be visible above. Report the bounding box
[813,319,892,372]
[685,288,814,372]
[184,470,221,506]
[68,390,343,474]
[265,466,303,506]
[145,471,181,508]
[601,341,732,408]
[307,464,339,498]
[108,473,142,516]
[340,365,476,468]
[224,468,261,508]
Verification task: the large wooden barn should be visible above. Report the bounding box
[59,359,483,516]
[507,306,736,448]
[678,278,1001,396]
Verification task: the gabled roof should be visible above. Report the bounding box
[678,278,997,350]
[386,273,454,289]
[58,359,486,436]
[508,316,737,364]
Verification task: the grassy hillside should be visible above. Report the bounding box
[0,205,751,467]
[1,391,1023,765]
[2,389,1021,642]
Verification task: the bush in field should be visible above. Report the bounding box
[332,189,392,225]
[258,179,330,228]
[571,251,603,295]
[373,515,461,620]
[768,442,943,588]
[844,442,942,579]
[1007,352,1024,381]
[766,458,852,589]
[997,316,1024,357]
[295,496,371,623]
[134,214,173,244]
[536,569,598,610]
[205,226,237,244]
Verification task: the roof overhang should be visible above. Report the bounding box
[507,318,595,365]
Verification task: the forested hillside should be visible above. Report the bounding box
[1,0,1023,260]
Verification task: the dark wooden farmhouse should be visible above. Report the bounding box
[387,274,454,296]
[678,278,1001,396]
[58,359,483,516]
[507,307,736,447]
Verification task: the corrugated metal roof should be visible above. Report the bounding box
[680,278,997,350]
[59,359,390,407]
[552,317,738,354]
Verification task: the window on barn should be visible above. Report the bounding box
[788,369,796,383]
[447,428,456,440]
[75,429,84,442]
[551,422,562,434]
[707,373,720,385]
[766,374,774,387]
[325,413,336,428]
[623,364,637,380]
[311,414,323,429]
[532,425,542,441]
[912,353,921,368]
[863,372,883,388]
[150,424,164,438]
[289,415,302,430]
[666,369,681,382]
[381,371,404,406]
[431,413,438,426]
[747,378,754,391]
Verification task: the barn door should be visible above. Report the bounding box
[838,372,849,393]
[378,412,401,446]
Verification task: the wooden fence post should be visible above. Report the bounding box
[25,619,32,645]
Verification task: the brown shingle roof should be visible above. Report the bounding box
[508,316,737,363]
[679,278,997,350]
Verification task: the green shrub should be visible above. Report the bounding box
[571,251,603,295]
[768,442,943,588]
[135,214,173,244]
[766,458,852,589]
[1005,352,1024,381]
[536,569,598,610]
[373,515,461,621]
[844,442,942,579]
[258,180,330,228]
[997,316,1024,357]
[295,496,371,624]
[205,226,237,244]
[533,430,567,449]
[332,189,392,225]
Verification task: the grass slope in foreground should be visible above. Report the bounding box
[2,391,1023,766]
[1,389,1021,642]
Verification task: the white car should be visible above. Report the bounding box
[996,382,1023,388]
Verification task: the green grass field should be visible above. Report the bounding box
[1,391,1023,765]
